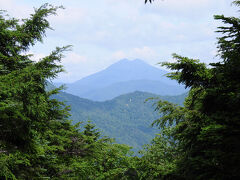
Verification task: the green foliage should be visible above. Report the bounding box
[2,1,239,179]
[54,91,186,153]
[0,4,137,179]
[142,1,240,179]
[137,132,180,179]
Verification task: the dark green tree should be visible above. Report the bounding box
[0,3,76,179]
[148,1,240,179]
[0,4,136,179]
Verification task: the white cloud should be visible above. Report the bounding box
[49,6,86,26]
[111,51,126,60]
[0,0,33,18]
[142,0,232,17]
[62,52,88,65]
[131,46,157,59]
[110,46,159,67]
[1,0,237,83]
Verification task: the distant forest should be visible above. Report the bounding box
[53,90,187,154]
[1,1,240,179]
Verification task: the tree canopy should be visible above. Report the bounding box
[0,4,135,179]
[142,1,240,179]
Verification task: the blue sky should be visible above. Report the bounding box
[0,0,238,83]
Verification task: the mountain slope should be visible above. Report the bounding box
[81,79,187,101]
[54,91,187,153]
[63,59,187,100]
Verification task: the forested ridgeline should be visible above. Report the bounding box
[53,90,187,154]
[1,1,240,179]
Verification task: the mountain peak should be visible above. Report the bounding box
[132,58,146,63]
[108,58,150,70]
[120,58,146,63]
[66,58,185,100]
[111,58,146,65]
[115,58,129,63]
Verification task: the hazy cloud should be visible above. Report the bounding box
[0,0,237,82]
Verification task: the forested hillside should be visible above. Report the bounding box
[54,91,187,153]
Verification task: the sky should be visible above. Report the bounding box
[0,0,238,83]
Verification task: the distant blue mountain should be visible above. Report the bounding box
[81,79,186,101]
[61,59,187,100]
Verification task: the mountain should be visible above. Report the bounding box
[54,91,187,153]
[81,79,186,101]
[61,59,187,101]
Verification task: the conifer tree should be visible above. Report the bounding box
[149,1,240,179]
[0,4,74,179]
[0,4,135,179]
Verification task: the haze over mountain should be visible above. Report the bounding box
[59,59,187,101]
[54,90,187,153]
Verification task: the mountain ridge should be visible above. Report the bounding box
[59,59,187,101]
[80,79,187,101]
[54,90,187,153]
